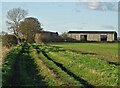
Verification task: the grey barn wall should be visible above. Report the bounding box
[67,33,115,42]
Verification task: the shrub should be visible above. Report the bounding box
[2,34,18,48]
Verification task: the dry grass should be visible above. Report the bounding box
[0,46,10,66]
[0,44,2,67]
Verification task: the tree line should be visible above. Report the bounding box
[2,8,43,47]
[1,8,72,48]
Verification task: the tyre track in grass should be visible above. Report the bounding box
[50,46,120,66]
[4,53,23,87]
[41,50,95,88]
[35,51,83,86]
[20,52,46,87]
[2,47,46,87]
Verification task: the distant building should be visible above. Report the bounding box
[67,31,117,42]
[35,31,59,43]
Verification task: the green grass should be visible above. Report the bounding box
[48,42,118,62]
[2,43,119,87]
[2,44,46,86]
[46,51,118,86]
[32,44,83,86]
[2,47,21,85]
[38,52,83,86]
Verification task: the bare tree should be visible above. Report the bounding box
[6,8,28,44]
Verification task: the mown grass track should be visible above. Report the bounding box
[33,44,118,86]
[33,44,85,87]
[2,43,84,87]
[37,52,83,86]
[6,53,21,86]
[2,44,46,87]
[34,44,118,86]
[2,43,119,87]
[41,50,94,88]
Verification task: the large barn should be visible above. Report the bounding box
[67,31,117,42]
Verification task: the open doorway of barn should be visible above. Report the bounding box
[80,35,87,41]
[100,35,107,41]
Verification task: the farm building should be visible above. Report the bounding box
[67,31,117,42]
[35,31,61,43]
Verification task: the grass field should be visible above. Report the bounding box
[48,43,118,62]
[2,42,119,87]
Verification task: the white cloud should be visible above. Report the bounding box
[76,0,118,11]
[88,1,99,10]
[87,2,118,11]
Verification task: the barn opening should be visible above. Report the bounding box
[80,35,87,41]
[100,35,107,41]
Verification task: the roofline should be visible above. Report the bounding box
[68,31,117,34]
[37,31,58,34]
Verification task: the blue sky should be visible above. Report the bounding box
[0,1,119,36]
